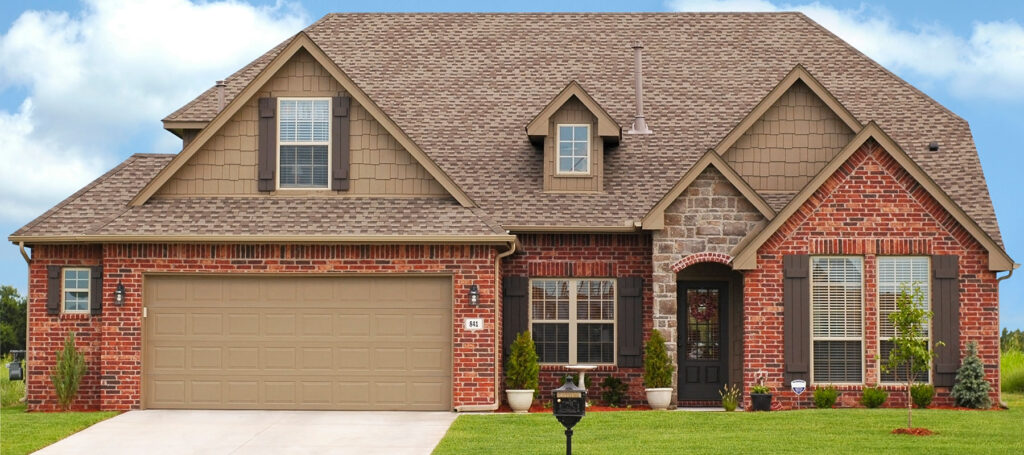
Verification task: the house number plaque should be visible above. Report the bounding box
[464,318,484,330]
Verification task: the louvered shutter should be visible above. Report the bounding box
[331,96,351,191]
[89,266,103,316]
[257,97,276,192]
[46,265,61,315]
[616,277,643,367]
[932,255,960,387]
[783,255,810,382]
[502,276,529,359]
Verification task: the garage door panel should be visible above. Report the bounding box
[144,275,451,410]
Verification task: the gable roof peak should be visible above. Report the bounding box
[526,80,621,145]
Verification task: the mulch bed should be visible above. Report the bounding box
[495,404,652,413]
[891,428,934,436]
[923,405,1002,411]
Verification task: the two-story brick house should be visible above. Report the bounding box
[11,13,1012,411]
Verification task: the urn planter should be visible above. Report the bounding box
[750,393,773,411]
[507,389,535,413]
[645,388,673,410]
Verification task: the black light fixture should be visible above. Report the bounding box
[114,282,125,306]
[928,142,940,151]
[468,284,480,306]
[553,379,587,455]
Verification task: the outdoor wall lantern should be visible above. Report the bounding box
[114,282,125,306]
[552,379,586,455]
[468,284,480,306]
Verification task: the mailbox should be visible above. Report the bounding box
[552,379,586,455]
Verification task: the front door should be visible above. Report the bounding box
[678,281,728,401]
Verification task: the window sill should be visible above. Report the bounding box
[539,364,618,372]
[553,173,593,178]
[59,313,91,320]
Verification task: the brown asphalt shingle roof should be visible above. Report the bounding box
[13,154,505,238]
[16,13,1004,245]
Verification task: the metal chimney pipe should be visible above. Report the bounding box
[627,41,652,135]
[215,80,227,110]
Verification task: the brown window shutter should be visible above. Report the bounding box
[783,255,810,383]
[89,266,103,316]
[502,276,529,358]
[617,277,643,367]
[932,255,959,387]
[257,97,277,192]
[46,265,61,315]
[332,96,351,191]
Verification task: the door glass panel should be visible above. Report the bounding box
[685,288,720,361]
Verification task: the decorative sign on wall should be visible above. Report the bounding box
[464,318,484,330]
[791,379,806,395]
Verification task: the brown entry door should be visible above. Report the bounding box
[678,281,728,401]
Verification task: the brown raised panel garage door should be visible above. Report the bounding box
[143,275,452,410]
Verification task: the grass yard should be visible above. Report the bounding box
[434,393,1024,454]
[0,360,118,455]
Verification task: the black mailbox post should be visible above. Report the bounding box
[8,350,25,381]
[552,379,586,455]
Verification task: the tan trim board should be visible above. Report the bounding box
[730,122,1014,271]
[131,32,475,208]
[503,225,639,233]
[526,80,621,141]
[9,234,517,245]
[161,121,208,131]
[713,64,862,155]
[641,151,775,230]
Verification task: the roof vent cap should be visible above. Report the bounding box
[627,41,652,135]
[928,142,939,151]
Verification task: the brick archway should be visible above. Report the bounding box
[671,252,733,272]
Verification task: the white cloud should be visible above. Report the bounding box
[668,0,1024,100]
[0,0,307,221]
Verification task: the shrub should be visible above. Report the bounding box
[51,332,88,410]
[0,286,27,356]
[952,341,992,408]
[860,386,888,408]
[813,385,839,409]
[910,383,934,409]
[1001,349,1024,393]
[599,376,627,407]
[719,384,740,411]
[750,385,771,394]
[1001,328,1024,353]
[643,330,673,388]
[505,331,539,391]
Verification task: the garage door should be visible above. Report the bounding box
[143,275,452,410]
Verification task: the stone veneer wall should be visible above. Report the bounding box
[651,167,768,400]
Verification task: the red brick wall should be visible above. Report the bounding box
[744,140,1001,409]
[501,233,653,405]
[26,243,499,411]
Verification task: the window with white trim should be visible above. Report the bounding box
[556,124,590,174]
[878,256,930,383]
[811,257,863,383]
[278,98,330,188]
[63,268,91,313]
[530,278,615,364]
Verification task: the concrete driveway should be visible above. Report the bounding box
[36,410,458,455]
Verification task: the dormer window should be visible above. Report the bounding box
[557,124,591,174]
[278,98,330,189]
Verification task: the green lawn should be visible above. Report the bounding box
[434,393,1024,454]
[0,361,118,455]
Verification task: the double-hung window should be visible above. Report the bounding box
[278,98,330,189]
[63,268,91,313]
[878,256,930,383]
[811,257,863,383]
[556,125,590,174]
[530,279,615,364]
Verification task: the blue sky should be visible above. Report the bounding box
[1,0,1022,329]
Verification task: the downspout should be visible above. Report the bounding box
[18,242,30,403]
[997,263,1019,409]
[19,242,31,263]
[455,238,517,412]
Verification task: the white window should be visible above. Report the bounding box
[529,279,615,364]
[278,98,330,189]
[878,256,931,384]
[556,124,590,174]
[63,268,91,313]
[811,257,863,384]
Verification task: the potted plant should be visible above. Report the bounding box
[505,331,539,413]
[750,370,772,411]
[643,330,674,410]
